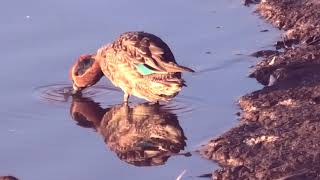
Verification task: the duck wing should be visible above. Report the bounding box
[112,32,194,74]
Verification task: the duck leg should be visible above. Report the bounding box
[123,93,129,103]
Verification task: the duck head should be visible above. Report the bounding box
[70,54,104,94]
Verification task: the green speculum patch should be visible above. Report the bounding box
[136,64,156,75]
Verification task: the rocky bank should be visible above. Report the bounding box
[199,0,320,179]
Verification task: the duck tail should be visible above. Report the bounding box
[158,61,195,73]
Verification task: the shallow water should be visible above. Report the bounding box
[0,0,279,179]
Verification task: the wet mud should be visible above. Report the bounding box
[200,0,320,179]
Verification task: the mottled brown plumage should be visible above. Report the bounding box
[70,31,194,102]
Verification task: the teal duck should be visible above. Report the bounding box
[70,31,194,102]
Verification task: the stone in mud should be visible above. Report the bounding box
[250,44,320,86]
[200,0,320,179]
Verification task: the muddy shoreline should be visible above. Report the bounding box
[199,0,320,179]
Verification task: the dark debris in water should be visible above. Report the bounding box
[197,173,212,178]
[243,0,260,6]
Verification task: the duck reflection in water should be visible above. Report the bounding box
[70,95,189,166]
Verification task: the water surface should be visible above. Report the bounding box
[0,0,278,179]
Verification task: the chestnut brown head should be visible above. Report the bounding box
[70,54,103,94]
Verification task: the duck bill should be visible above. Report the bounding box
[72,83,83,95]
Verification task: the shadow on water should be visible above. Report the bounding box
[69,95,190,167]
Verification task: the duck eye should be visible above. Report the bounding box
[75,58,94,76]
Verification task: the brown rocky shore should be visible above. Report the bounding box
[199,0,320,179]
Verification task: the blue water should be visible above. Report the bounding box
[0,0,278,179]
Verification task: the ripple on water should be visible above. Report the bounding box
[34,83,120,103]
[161,95,206,115]
[34,83,203,116]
